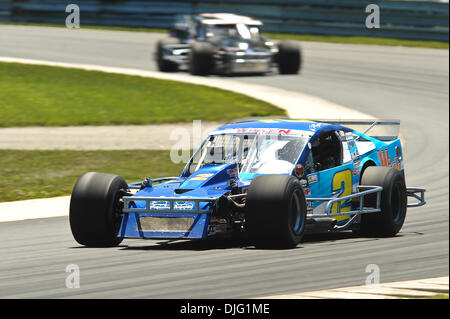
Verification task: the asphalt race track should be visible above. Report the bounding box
[0,26,448,298]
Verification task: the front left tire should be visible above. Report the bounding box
[246,175,307,248]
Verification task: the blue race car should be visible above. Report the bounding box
[69,119,426,248]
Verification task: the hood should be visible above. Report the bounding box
[133,163,239,199]
[179,162,239,190]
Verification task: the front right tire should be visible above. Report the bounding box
[359,166,407,237]
[189,42,215,75]
[277,40,302,74]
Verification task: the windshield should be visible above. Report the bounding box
[186,133,307,176]
[205,24,260,40]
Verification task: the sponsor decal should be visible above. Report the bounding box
[235,128,292,135]
[189,173,214,181]
[346,133,360,161]
[378,150,401,170]
[309,123,323,131]
[307,174,318,184]
[303,188,311,196]
[227,167,239,178]
[352,167,361,177]
[208,217,227,236]
[300,179,308,188]
[353,155,362,168]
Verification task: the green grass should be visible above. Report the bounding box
[422,294,449,299]
[1,22,447,49]
[0,62,284,127]
[0,150,186,202]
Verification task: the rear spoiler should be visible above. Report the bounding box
[311,119,400,142]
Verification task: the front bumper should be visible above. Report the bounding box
[119,196,218,239]
[226,51,272,74]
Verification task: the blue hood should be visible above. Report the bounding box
[134,162,239,199]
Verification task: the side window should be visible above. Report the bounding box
[338,131,353,164]
[310,131,343,171]
[196,22,205,39]
[304,151,316,175]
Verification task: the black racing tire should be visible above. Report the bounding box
[156,37,180,72]
[277,40,302,75]
[189,42,215,75]
[246,175,307,248]
[69,172,128,247]
[359,166,407,237]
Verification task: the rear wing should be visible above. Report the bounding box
[313,119,400,142]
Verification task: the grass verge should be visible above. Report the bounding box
[1,22,448,49]
[0,62,284,127]
[423,294,449,299]
[0,150,186,202]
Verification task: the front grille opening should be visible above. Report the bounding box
[138,217,194,232]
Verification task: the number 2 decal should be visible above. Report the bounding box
[332,169,352,221]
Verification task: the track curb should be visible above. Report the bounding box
[258,276,449,299]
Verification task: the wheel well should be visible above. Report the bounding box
[360,160,377,184]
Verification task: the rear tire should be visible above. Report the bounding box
[359,166,407,237]
[277,40,302,75]
[189,42,215,75]
[156,37,180,72]
[69,172,128,247]
[246,175,307,248]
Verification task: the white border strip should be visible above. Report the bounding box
[0,196,70,222]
